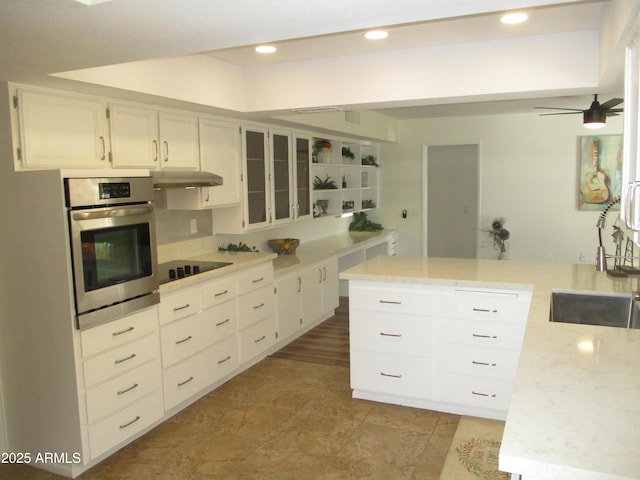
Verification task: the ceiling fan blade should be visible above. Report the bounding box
[606,112,620,117]
[538,112,583,116]
[534,106,584,112]
[598,98,623,110]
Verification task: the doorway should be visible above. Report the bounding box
[423,144,479,257]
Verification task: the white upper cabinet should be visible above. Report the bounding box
[199,117,242,207]
[109,104,159,168]
[158,111,199,170]
[14,89,110,169]
[270,129,294,225]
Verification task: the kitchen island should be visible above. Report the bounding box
[339,256,640,480]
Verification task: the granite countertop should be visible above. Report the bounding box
[340,256,640,480]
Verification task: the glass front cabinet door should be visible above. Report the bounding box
[243,127,271,230]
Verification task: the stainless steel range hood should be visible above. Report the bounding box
[152,171,223,189]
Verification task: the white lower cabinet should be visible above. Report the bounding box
[349,281,531,420]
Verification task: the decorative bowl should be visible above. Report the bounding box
[268,238,300,255]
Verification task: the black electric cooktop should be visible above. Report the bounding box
[158,260,232,284]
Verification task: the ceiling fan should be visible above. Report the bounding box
[536,94,623,129]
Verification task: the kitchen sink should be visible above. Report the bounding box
[550,291,640,329]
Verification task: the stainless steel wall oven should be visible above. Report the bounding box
[65,177,159,330]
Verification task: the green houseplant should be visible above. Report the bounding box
[313,175,338,190]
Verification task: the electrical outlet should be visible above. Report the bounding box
[579,252,586,263]
[190,218,197,234]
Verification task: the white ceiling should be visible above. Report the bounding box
[0,0,629,119]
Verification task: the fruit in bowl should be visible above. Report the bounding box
[268,238,300,254]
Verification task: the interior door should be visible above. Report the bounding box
[424,144,479,258]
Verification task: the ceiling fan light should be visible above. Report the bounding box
[583,109,606,129]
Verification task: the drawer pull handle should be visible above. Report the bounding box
[472,333,498,339]
[252,277,264,284]
[117,383,139,395]
[472,308,498,313]
[380,372,403,379]
[472,390,497,398]
[216,318,231,327]
[173,303,191,312]
[217,355,232,365]
[114,353,136,365]
[119,415,141,429]
[254,335,267,343]
[112,326,134,336]
[380,332,402,337]
[175,335,193,345]
[379,300,402,305]
[472,361,497,367]
[214,289,229,297]
[177,376,194,387]
[253,303,265,310]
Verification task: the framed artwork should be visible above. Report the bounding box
[578,134,623,211]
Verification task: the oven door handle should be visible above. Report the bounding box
[72,205,153,221]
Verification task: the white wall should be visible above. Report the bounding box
[377,112,624,264]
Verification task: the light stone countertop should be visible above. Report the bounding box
[339,255,640,480]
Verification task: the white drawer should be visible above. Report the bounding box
[81,306,158,358]
[89,390,163,459]
[440,288,531,324]
[438,343,521,380]
[238,317,275,363]
[439,317,526,349]
[159,288,202,326]
[208,299,238,343]
[237,285,274,329]
[83,333,160,388]
[160,310,214,367]
[350,311,435,358]
[349,283,437,316]
[85,360,161,424]
[162,345,216,411]
[202,275,236,309]
[210,334,239,384]
[436,372,513,413]
[350,349,434,399]
[236,263,273,294]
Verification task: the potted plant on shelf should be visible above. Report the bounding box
[313,175,338,190]
[342,146,355,163]
[362,154,379,167]
[313,139,332,164]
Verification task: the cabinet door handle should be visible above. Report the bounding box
[252,277,264,284]
[379,300,402,305]
[217,355,232,365]
[472,360,497,367]
[112,326,134,337]
[152,139,158,162]
[99,136,106,161]
[119,415,141,430]
[380,332,402,337]
[322,266,327,281]
[175,335,193,345]
[472,307,498,313]
[380,372,403,379]
[214,289,229,297]
[173,303,191,312]
[318,268,322,283]
[216,318,231,327]
[163,140,169,162]
[253,303,265,310]
[472,333,498,339]
[114,353,136,365]
[177,376,194,387]
[472,390,497,398]
[117,383,139,395]
[254,335,267,343]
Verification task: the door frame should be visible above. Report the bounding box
[421,142,483,257]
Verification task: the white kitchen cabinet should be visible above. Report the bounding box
[13,89,110,168]
[275,273,302,341]
[316,259,339,314]
[199,117,242,207]
[294,134,313,221]
[158,111,200,170]
[348,281,531,420]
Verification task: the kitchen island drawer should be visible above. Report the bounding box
[438,343,521,380]
[238,316,275,363]
[439,317,526,349]
[85,360,161,424]
[236,262,273,294]
[202,275,236,308]
[350,311,435,357]
[435,372,513,413]
[350,349,434,399]
[159,288,202,326]
[89,390,163,459]
[349,282,437,316]
[208,298,237,343]
[237,284,274,329]
[440,288,531,324]
[81,306,158,358]
[160,310,214,367]
[162,345,216,411]
[210,334,240,383]
[83,332,160,388]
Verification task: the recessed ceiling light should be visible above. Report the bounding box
[500,12,528,24]
[73,0,113,4]
[255,45,277,54]
[364,30,389,40]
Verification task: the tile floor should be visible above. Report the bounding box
[1,358,459,480]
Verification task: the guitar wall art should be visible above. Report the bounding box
[578,135,623,211]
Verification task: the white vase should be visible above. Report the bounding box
[317,149,331,164]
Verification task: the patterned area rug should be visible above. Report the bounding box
[439,416,510,480]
